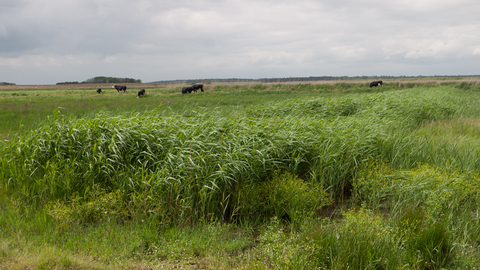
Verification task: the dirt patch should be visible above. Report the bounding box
[317,204,343,219]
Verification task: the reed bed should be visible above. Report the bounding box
[0,88,462,222]
[2,85,480,268]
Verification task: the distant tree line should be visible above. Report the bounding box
[82,76,142,84]
[56,77,142,85]
[152,75,480,84]
[1,82,16,85]
[55,74,480,86]
[56,81,79,85]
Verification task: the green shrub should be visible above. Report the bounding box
[396,205,425,239]
[238,172,332,225]
[48,186,128,229]
[352,161,396,209]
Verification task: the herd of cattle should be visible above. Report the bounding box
[95,81,382,97]
[95,85,146,98]
[96,83,206,97]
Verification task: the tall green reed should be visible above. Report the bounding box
[1,87,470,225]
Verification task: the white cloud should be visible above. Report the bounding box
[330,46,367,61]
[403,40,462,59]
[0,54,61,68]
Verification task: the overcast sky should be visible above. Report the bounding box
[1,0,479,85]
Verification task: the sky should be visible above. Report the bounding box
[1,0,480,85]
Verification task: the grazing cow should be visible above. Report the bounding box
[369,80,383,88]
[96,88,102,94]
[137,89,146,98]
[192,84,204,92]
[182,86,194,94]
[112,84,127,93]
[181,84,204,94]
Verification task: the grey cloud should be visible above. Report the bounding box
[1,0,480,84]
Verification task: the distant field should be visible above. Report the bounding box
[1,76,479,90]
[1,77,479,137]
[0,80,371,136]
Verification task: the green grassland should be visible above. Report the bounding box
[1,81,480,269]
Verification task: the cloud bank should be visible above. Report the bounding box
[1,0,479,84]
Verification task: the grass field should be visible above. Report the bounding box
[1,79,480,269]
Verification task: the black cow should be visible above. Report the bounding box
[112,84,127,93]
[137,89,146,98]
[96,88,102,94]
[182,86,194,94]
[369,80,383,88]
[181,84,204,94]
[192,84,204,92]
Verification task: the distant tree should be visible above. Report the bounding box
[82,76,142,84]
[56,81,79,85]
[1,82,16,85]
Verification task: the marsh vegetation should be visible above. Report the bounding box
[1,80,480,269]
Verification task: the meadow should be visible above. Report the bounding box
[1,79,480,269]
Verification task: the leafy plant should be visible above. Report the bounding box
[48,186,129,229]
[238,172,332,225]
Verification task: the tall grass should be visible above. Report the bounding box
[0,87,466,223]
[2,85,480,268]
